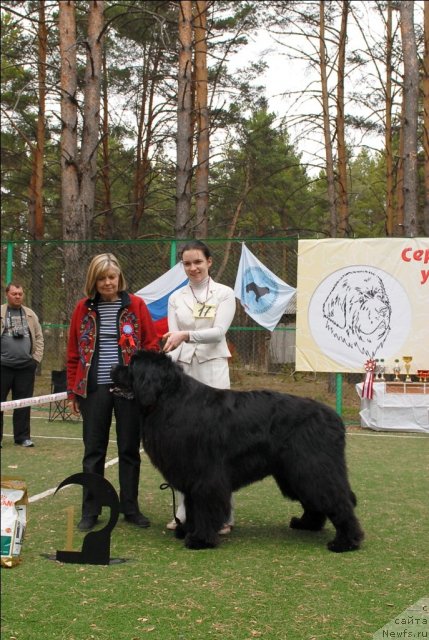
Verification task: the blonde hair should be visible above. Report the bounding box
[84,253,127,298]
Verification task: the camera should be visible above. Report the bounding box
[12,328,24,339]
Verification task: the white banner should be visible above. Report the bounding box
[296,238,429,373]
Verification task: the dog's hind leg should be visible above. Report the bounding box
[273,471,326,530]
[273,472,326,531]
[326,503,364,552]
[290,508,327,531]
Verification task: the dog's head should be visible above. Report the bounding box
[322,270,391,357]
[110,363,134,398]
[111,350,180,408]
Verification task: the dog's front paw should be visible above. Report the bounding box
[289,516,305,529]
[174,523,186,539]
[185,534,217,550]
[327,538,361,552]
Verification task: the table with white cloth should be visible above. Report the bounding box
[355,381,429,433]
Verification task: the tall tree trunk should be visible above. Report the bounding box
[395,100,405,236]
[399,0,419,236]
[59,0,104,318]
[29,0,46,244]
[336,0,349,237]
[132,48,149,239]
[29,0,47,332]
[131,45,160,239]
[101,47,113,238]
[176,0,193,239]
[423,0,429,236]
[59,0,81,319]
[319,1,337,237]
[194,0,209,239]
[385,1,394,236]
[215,160,251,282]
[80,0,104,240]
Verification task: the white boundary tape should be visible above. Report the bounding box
[1,392,67,411]
[29,455,122,503]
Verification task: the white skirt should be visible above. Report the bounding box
[178,356,230,390]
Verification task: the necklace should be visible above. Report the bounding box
[189,277,210,304]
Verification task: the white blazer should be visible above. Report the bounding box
[167,280,236,364]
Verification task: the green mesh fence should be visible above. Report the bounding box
[1,238,299,375]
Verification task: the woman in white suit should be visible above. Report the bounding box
[163,240,236,534]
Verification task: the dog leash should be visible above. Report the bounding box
[159,483,181,526]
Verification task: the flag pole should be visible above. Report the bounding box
[170,239,177,268]
[335,373,343,417]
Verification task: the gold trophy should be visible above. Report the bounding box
[402,356,413,382]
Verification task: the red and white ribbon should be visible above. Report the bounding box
[1,392,67,411]
[362,359,377,399]
[118,322,136,349]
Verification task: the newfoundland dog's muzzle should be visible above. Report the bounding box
[111,350,364,552]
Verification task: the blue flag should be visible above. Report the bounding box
[234,244,296,331]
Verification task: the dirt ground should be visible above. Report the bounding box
[230,368,361,418]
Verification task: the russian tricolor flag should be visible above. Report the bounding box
[135,262,188,337]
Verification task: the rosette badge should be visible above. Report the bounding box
[119,323,135,348]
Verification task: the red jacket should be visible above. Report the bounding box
[67,291,159,399]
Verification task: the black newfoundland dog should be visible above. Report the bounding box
[112,350,364,552]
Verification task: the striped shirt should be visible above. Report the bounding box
[97,300,122,384]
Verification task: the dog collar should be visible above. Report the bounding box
[110,386,135,400]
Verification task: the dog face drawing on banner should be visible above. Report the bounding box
[322,269,392,358]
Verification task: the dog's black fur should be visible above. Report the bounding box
[111,350,364,552]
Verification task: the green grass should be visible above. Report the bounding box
[1,415,428,640]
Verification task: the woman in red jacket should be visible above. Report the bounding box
[67,253,159,532]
